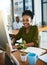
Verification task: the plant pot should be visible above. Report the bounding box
[20,52,27,62]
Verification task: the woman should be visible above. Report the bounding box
[12,10,39,47]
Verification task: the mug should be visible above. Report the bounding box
[27,53,38,65]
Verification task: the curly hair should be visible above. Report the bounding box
[22,10,34,19]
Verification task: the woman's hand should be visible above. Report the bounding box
[11,38,16,45]
[24,42,34,47]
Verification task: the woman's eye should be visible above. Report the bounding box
[22,19,29,22]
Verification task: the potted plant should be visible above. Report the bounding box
[19,40,28,62]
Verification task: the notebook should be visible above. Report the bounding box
[39,53,47,63]
[20,47,46,56]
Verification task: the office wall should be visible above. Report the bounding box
[34,0,42,27]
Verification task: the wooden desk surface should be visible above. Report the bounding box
[9,30,19,37]
[12,30,19,35]
[38,26,47,32]
[0,51,5,65]
[11,50,47,65]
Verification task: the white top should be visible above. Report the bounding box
[13,21,23,30]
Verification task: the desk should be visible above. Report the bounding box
[38,26,47,32]
[9,30,19,37]
[0,51,5,65]
[11,50,47,65]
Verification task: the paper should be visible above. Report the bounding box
[20,47,46,56]
[16,38,22,43]
[40,32,47,49]
[0,50,3,53]
[39,53,47,63]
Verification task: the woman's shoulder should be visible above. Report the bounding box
[20,26,25,31]
[20,26,25,29]
[30,25,38,31]
[31,25,38,28]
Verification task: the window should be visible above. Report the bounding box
[13,0,23,21]
[12,0,34,22]
[24,0,34,12]
[41,0,47,26]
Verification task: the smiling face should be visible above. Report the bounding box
[22,15,32,28]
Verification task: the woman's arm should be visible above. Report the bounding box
[25,26,39,47]
[25,42,35,47]
[11,38,16,45]
[11,27,23,45]
[32,26,39,47]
